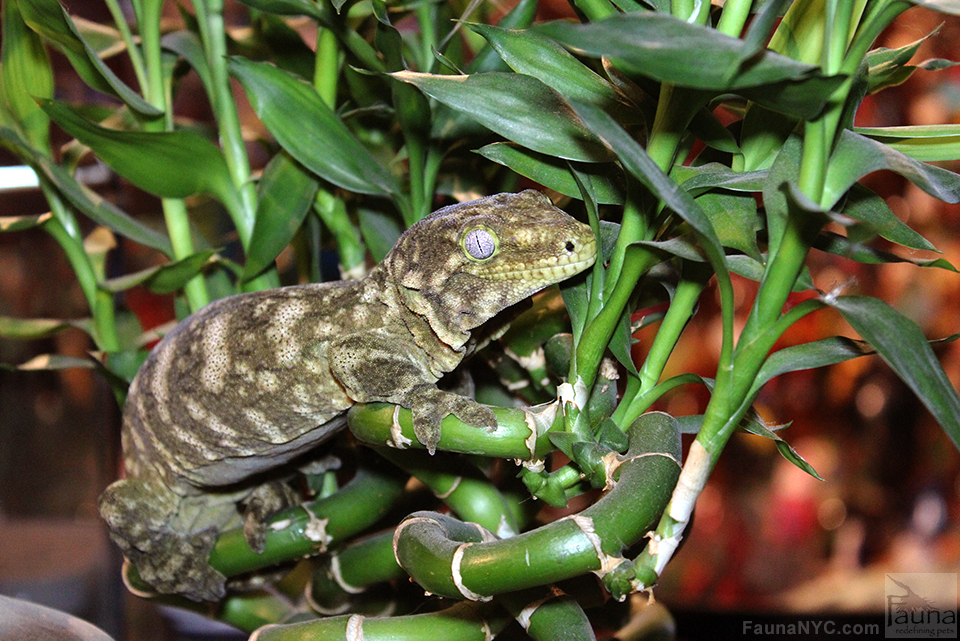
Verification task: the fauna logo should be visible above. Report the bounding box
[885,573,957,638]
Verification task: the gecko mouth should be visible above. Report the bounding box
[486,236,598,281]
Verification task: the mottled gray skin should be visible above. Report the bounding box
[98,191,597,602]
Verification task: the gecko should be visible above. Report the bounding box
[98,190,597,602]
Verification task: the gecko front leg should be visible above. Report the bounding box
[329,330,496,453]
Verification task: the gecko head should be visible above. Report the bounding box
[387,190,597,340]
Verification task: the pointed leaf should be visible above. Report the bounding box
[4,353,97,371]
[674,164,768,194]
[391,71,612,163]
[40,100,245,214]
[0,125,174,254]
[0,316,93,339]
[855,125,960,163]
[823,130,960,210]
[477,143,625,204]
[467,23,631,118]
[839,183,937,251]
[2,0,53,149]
[358,208,403,263]
[814,231,956,271]
[696,191,762,261]
[101,250,217,294]
[749,336,872,399]
[17,0,160,116]
[0,212,51,232]
[229,57,398,196]
[827,295,960,451]
[535,12,844,117]
[569,100,729,279]
[162,31,216,103]
[243,153,319,281]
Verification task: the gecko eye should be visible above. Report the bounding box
[463,228,497,260]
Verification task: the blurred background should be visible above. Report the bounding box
[1,2,958,639]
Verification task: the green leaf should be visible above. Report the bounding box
[477,143,625,204]
[39,100,245,214]
[230,57,399,196]
[535,13,821,90]
[569,100,729,280]
[823,130,960,210]
[17,0,160,116]
[865,27,954,94]
[467,23,631,119]
[695,191,762,261]
[535,13,845,118]
[162,30,216,103]
[390,71,613,163]
[243,153,319,281]
[855,125,960,162]
[0,212,50,232]
[1,0,53,150]
[814,231,957,271]
[673,164,768,194]
[0,316,92,339]
[827,296,960,451]
[101,250,218,294]
[839,183,937,251]
[725,255,816,291]
[749,336,873,398]
[0,126,174,254]
[3,353,97,371]
[358,208,403,263]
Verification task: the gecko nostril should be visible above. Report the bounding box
[565,240,576,252]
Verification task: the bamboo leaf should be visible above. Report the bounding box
[3,353,97,371]
[839,183,937,251]
[1,0,53,150]
[827,296,960,451]
[534,13,845,118]
[17,0,160,116]
[243,153,319,281]
[823,130,960,209]
[477,143,625,204]
[749,336,872,399]
[39,100,245,214]
[229,57,399,196]
[855,125,960,162]
[0,125,174,254]
[0,316,93,339]
[0,212,51,232]
[673,164,768,194]
[390,71,613,162]
[695,191,762,261]
[467,23,631,119]
[569,100,729,278]
[358,208,403,263]
[814,232,957,271]
[101,250,218,294]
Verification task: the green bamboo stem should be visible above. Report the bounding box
[349,402,563,460]
[136,0,209,312]
[314,27,340,108]
[192,0,257,243]
[102,0,147,93]
[250,601,509,641]
[375,448,524,536]
[715,0,754,37]
[393,413,681,600]
[309,530,404,612]
[498,588,597,641]
[42,212,120,351]
[207,465,408,578]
